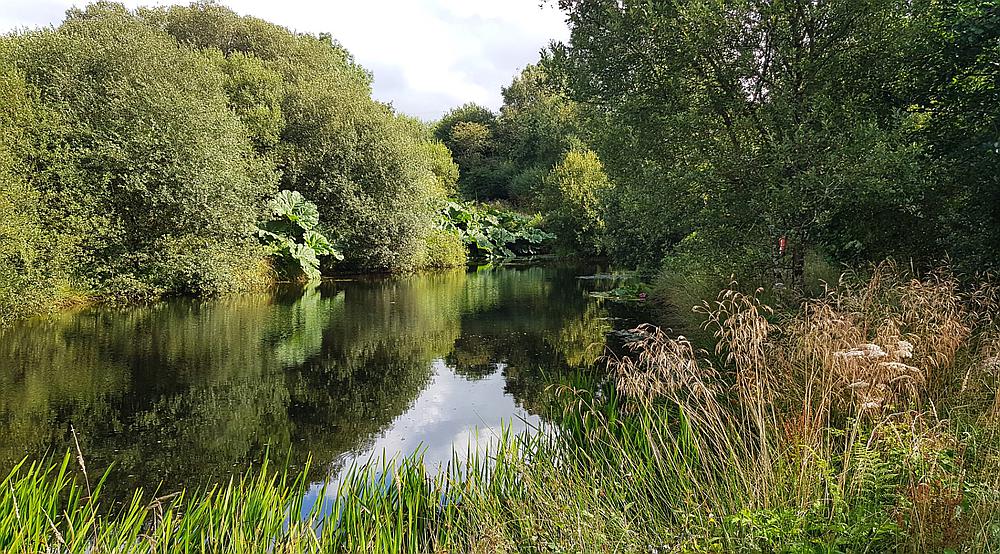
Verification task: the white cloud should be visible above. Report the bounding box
[0,0,569,120]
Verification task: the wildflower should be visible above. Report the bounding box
[861,343,888,358]
[836,343,887,359]
[896,340,914,358]
[879,361,920,374]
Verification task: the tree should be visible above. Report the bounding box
[434,103,509,199]
[540,146,611,254]
[145,2,446,272]
[0,1,463,324]
[0,56,55,324]
[907,0,1000,270]
[499,63,582,203]
[551,0,930,279]
[7,2,274,298]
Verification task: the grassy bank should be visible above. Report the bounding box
[4,262,999,553]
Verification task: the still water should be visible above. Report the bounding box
[0,263,638,502]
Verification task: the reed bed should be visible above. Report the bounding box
[3,262,999,552]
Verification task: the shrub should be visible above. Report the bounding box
[145,3,443,273]
[422,228,467,269]
[0,1,461,324]
[540,146,610,254]
[257,190,342,281]
[422,139,460,197]
[437,201,554,259]
[0,58,54,324]
[6,3,274,299]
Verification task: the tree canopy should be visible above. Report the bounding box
[0,1,465,322]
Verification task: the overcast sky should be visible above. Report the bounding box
[0,0,570,120]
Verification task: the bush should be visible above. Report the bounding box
[0,2,460,324]
[421,139,460,197]
[422,228,468,269]
[0,58,54,324]
[540,146,610,254]
[145,3,443,273]
[437,201,554,260]
[257,190,342,281]
[6,3,274,300]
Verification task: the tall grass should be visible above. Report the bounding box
[3,262,999,552]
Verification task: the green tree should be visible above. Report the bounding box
[145,3,446,272]
[7,2,274,299]
[499,63,582,204]
[423,140,460,197]
[541,147,610,254]
[551,0,929,279]
[0,57,56,324]
[908,0,999,269]
[217,51,285,151]
[434,103,510,199]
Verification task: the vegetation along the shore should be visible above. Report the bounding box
[5,263,1000,552]
[1,0,998,551]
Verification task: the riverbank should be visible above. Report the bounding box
[4,262,998,553]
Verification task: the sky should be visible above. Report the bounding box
[0,0,570,120]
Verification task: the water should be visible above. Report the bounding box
[0,263,641,502]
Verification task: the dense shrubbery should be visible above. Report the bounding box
[10,4,276,300]
[0,60,55,325]
[0,2,457,322]
[144,3,446,273]
[421,228,468,269]
[539,146,610,254]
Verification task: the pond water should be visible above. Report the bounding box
[0,263,642,502]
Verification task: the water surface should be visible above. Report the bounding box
[0,264,638,501]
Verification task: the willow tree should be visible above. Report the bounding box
[144,3,446,272]
[551,0,930,278]
[6,2,273,299]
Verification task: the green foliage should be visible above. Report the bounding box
[145,3,446,272]
[549,0,942,277]
[0,58,57,324]
[434,102,498,136]
[4,2,274,301]
[435,65,587,208]
[422,228,468,268]
[540,146,610,254]
[257,190,342,281]
[422,139,460,196]
[0,2,460,323]
[437,201,554,259]
[907,0,1000,270]
[217,51,285,150]
[499,63,583,204]
[433,103,510,200]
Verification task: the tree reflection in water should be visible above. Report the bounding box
[0,264,626,503]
